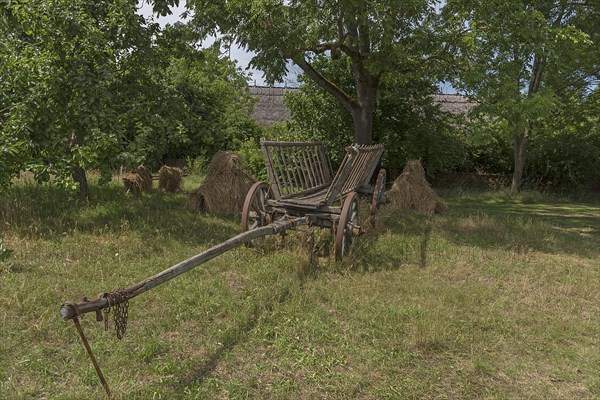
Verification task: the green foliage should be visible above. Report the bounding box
[235,138,268,181]
[0,2,258,195]
[526,91,600,190]
[123,44,260,166]
[0,0,155,190]
[285,66,465,176]
[462,117,514,175]
[527,129,600,190]
[446,0,600,192]
[187,0,444,144]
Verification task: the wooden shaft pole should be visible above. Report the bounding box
[60,217,308,320]
[72,317,112,399]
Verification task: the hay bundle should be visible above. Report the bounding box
[122,165,153,194]
[186,151,256,213]
[386,160,447,215]
[158,165,182,193]
[206,151,245,175]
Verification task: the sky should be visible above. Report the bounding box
[138,1,300,87]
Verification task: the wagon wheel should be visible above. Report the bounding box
[370,168,387,215]
[335,191,359,261]
[241,182,273,247]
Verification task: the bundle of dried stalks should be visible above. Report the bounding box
[122,165,153,194]
[386,160,447,215]
[186,151,256,214]
[158,166,182,193]
[206,151,245,176]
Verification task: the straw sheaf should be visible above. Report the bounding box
[122,165,153,194]
[386,160,447,215]
[158,166,182,193]
[187,152,256,214]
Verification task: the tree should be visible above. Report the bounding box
[0,2,259,197]
[0,0,157,198]
[119,25,260,167]
[284,58,464,176]
[446,0,599,193]
[188,0,442,145]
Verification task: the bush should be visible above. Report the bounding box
[235,139,268,181]
[527,129,600,191]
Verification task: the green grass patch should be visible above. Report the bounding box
[0,179,598,399]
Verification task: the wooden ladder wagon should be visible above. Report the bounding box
[60,139,385,398]
[242,139,386,260]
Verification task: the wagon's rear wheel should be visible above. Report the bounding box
[370,168,386,215]
[241,182,273,247]
[335,191,359,261]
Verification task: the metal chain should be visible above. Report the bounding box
[113,289,128,339]
[103,301,111,332]
[102,289,129,340]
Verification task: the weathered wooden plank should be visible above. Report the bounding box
[60,217,309,320]
[261,143,282,199]
[290,147,308,189]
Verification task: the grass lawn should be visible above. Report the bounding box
[0,175,598,399]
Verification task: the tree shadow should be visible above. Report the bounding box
[439,197,599,258]
[0,183,239,246]
[171,240,326,392]
[343,211,437,273]
[343,193,599,273]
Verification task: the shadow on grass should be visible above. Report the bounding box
[450,196,600,234]
[173,255,322,392]
[174,266,312,392]
[0,183,239,246]
[353,194,600,265]
[441,196,599,257]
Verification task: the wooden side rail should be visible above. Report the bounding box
[323,144,384,205]
[260,139,333,199]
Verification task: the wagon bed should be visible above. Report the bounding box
[242,139,385,260]
[261,139,383,208]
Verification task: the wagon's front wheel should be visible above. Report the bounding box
[370,168,386,215]
[335,192,359,261]
[241,182,273,246]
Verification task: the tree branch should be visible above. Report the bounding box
[291,56,358,112]
[528,53,545,95]
[303,42,357,59]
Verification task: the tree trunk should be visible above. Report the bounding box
[351,71,378,145]
[67,131,90,200]
[510,123,530,194]
[72,165,90,200]
[351,99,375,145]
[510,51,544,195]
[293,56,379,145]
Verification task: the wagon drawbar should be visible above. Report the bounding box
[59,139,385,398]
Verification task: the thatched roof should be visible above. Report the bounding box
[431,94,475,115]
[249,86,298,126]
[248,86,474,126]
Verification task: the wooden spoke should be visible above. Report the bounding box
[335,192,359,261]
[370,168,386,215]
[241,182,273,247]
